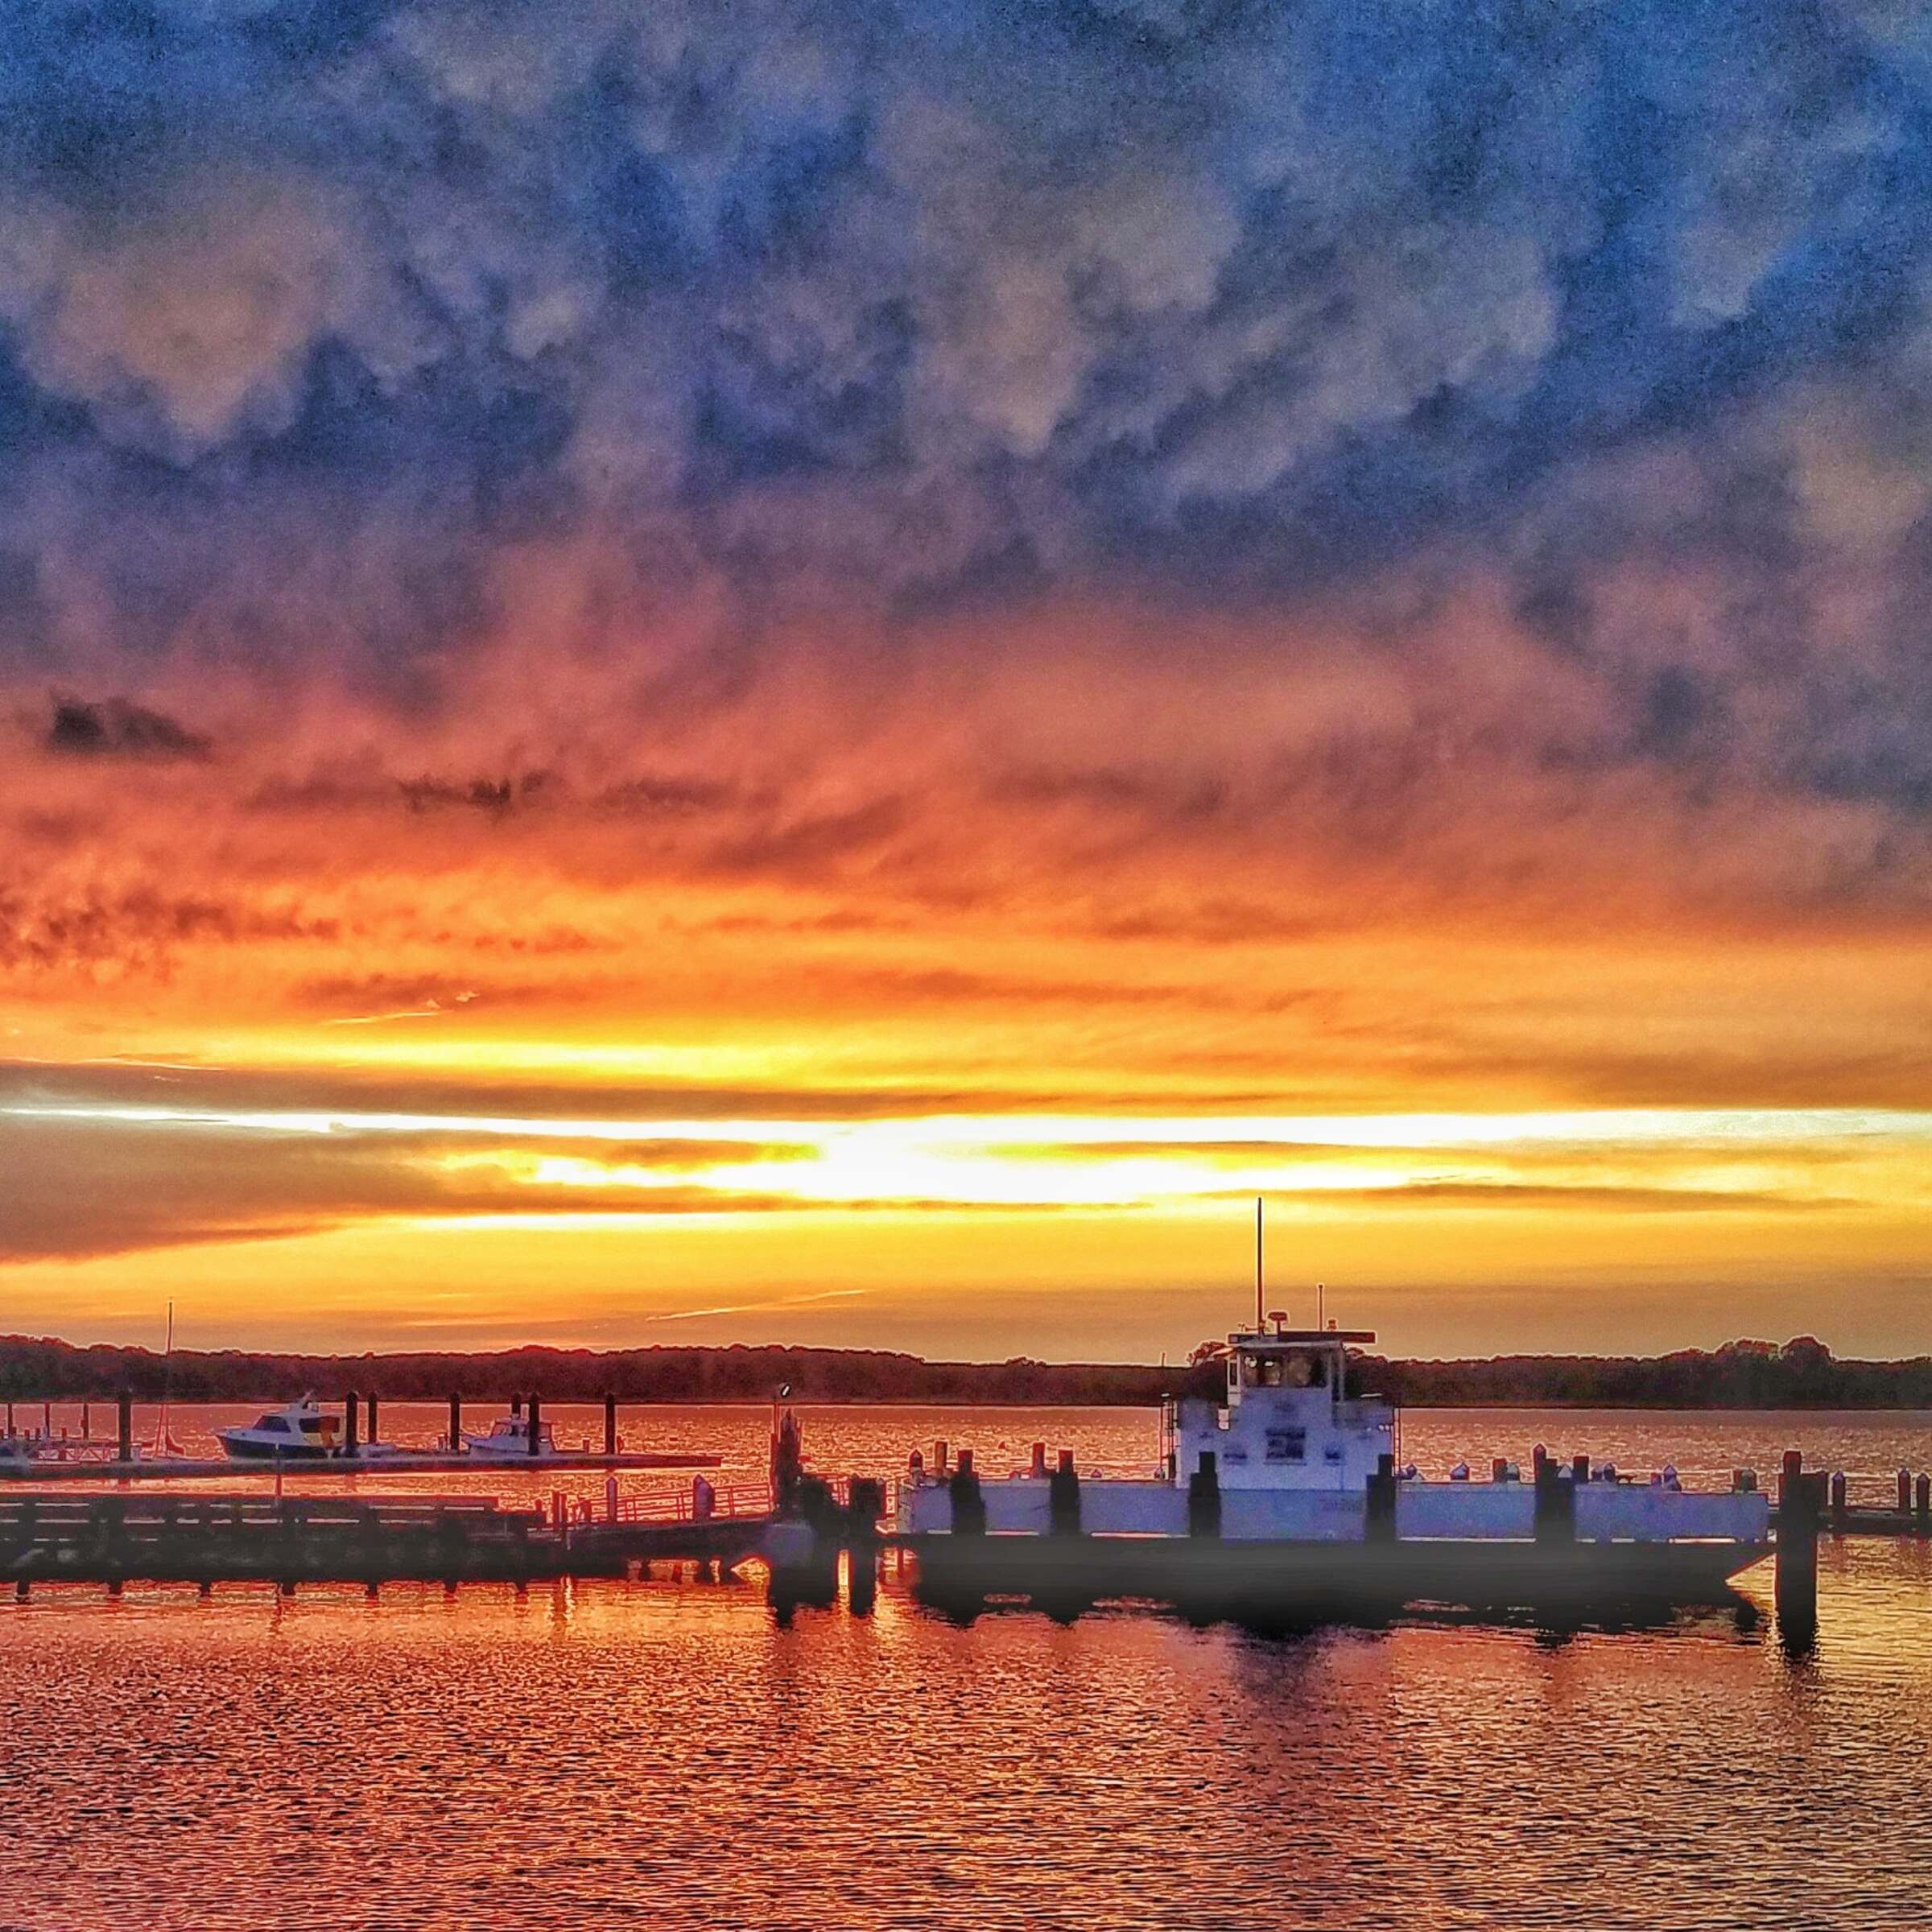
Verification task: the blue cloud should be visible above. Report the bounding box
[0,0,1929,821]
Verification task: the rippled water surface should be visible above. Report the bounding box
[5,1406,1932,1930]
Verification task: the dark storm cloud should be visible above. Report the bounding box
[40,693,209,761]
[0,888,337,972]
[0,0,1929,847]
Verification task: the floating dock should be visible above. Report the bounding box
[0,1391,720,1480]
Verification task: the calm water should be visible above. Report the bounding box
[5,1406,1932,1930]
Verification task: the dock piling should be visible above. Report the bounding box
[1917,1474,1930,1535]
[366,1395,378,1443]
[1049,1451,1081,1536]
[448,1394,462,1451]
[948,1452,986,1536]
[345,1392,358,1455]
[1365,1451,1397,1543]
[1900,1468,1913,1515]
[1533,1448,1575,1544]
[1030,1440,1046,1479]
[605,1393,617,1457]
[1831,1472,1848,1528]
[1777,1449,1822,1640]
[117,1393,132,1464]
[526,1394,542,1456]
[1187,1451,1221,1538]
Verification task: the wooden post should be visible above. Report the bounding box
[1571,1453,1590,1484]
[947,1459,986,1536]
[1534,1448,1574,1544]
[933,1439,948,1475]
[1364,1451,1397,1544]
[344,1392,359,1455]
[117,1393,133,1464]
[1030,1440,1046,1478]
[846,1476,884,1536]
[1917,1474,1930,1535]
[448,1394,462,1451]
[1188,1449,1222,1538]
[366,1395,379,1444]
[1900,1468,1913,1516]
[1491,1456,1509,1482]
[1777,1449,1820,1637]
[1830,1471,1848,1528]
[1049,1450,1081,1536]
[526,1394,542,1456]
[604,1393,617,1457]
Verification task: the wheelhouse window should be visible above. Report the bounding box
[257,1416,289,1434]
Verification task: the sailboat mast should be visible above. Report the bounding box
[155,1301,175,1456]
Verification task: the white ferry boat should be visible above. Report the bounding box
[898,1322,1772,1610]
[217,1398,343,1460]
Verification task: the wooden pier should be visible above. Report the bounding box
[0,1450,722,1484]
[0,1484,787,1590]
[0,1493,566,1587]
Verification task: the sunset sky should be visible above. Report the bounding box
[2,0,1928,1360]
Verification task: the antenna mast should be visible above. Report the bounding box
[1254,1196,1264,1333]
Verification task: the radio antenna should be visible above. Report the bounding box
[1253,1196,1264,1333]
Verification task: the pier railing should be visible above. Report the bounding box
[595,1481,773,1526]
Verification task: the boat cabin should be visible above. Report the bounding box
[245,1410,336,1443]
[1170,1324,1394,1491]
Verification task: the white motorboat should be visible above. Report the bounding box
[463,1414,565,1458]
[217,1398,343,1460]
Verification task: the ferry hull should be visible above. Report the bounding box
[903,1533,1769,1614]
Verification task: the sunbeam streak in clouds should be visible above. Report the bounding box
[1,0,1929,1355]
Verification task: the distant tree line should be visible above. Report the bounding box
[0,1336,1200,1406]
[1350,1336,1932,1409]
[1,1333,1926,1409]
